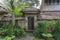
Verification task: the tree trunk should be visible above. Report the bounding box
[12,12,15,26]
[10,0,15,26]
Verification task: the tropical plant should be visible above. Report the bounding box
[0,21,26,38]
[0,0,39,17]
[48,21,56,31]
[0,0,27,17]
[3,35,15,40]
[43,21,48,34]
[13,22,26,37]
[0,21,14,37]
[52,20,60,40]
[34,20,56,38]
[34,21,48,38]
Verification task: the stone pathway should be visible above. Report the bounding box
[14,34,34,40]
[23,35,34,40]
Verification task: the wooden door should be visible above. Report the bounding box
[28,17,34,30]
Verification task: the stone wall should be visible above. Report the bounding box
[0,17,25,29]
[40,12,60,19]
[42,5,60,11]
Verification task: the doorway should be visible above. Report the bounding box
[28,17,34,30]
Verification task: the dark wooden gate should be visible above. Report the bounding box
[28,17,34,30]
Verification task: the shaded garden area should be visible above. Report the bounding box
[34,20,60,40]
[0,21,26,40]
[0,0,60,40]
[0,20,60,40]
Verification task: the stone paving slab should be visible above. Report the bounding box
[14,35,34,40]
[23,35,34,40]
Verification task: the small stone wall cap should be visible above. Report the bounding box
[22,8,40,12]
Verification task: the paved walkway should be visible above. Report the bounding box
[23,35,34,40]
[14,34,34,40]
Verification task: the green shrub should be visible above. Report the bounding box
[3,35,15,40]
[43,21,48,34]
[34,20,60,39]
[0,22,14,37]
[48,21,56,31]
[0,21,26,38]
[34,21,48,38]
[0,28,8,37]
[52,20,60,40]
[34,20,56,38]
[51,20,60,34]
[14,23,26,37]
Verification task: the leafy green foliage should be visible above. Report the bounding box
[34,21,48,38]
[0,21,26,38]
[13,22,26,37]
[52,20,60,34]
[0,0,39,17]
[48,21,56,31]
[34,20,60,39]
[0,28,8,37]
[51,20,60,40]
[13,5,29,17]
[3,36,15,40]
[43,21,48,34]
[34,20,56,38]
[42,33,53,38]
[0,22,14,37]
